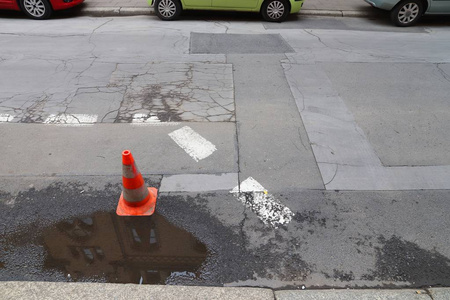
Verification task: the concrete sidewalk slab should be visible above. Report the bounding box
[0,282,274,300]
[3,282,449,300]
[275,289,431,300]
[78,7,381,18]
[430,288,450,300]
[282,62,450,190]
[79,7,380,18]
[159,173,238,192]
[0,123,237,176]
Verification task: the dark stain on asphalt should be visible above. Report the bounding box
[293,210,327,228]
[157,194,314,284]
[115,85,184,123]
[141,85,184,123]
[2,211,209,284]
[4,184,450,288]
[0,182,313,286]
[323,269,355,282]
[363,235,450,286]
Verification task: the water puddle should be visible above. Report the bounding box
[1,211,208,284]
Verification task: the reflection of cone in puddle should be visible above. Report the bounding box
[117,150,158,216]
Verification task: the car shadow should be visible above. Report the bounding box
[0,9,26,20]
[419,14,450,26]
[179,9,265,23]
[363,8,450,28]
[0,2,87,20]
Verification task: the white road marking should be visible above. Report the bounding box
[132,113,161,123]
[230,177,294,228]
[0,114,14,122]
[169,126,217,162]
[131,113,179,126]
[44,114,98,126]
[231,177,265,193]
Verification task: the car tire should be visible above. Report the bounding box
[390,0,423,27]
[155,0,182,21]
[261,0,290,22]
[20,0,53,20]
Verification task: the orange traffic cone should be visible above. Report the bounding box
[116,150,158,216]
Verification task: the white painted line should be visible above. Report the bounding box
[169,126,217,162]
[0,114,14,122]
[44,114,98,126]
[230,177,294,228]
[131,122,180,126]
[131,113,179,126]
[132,113,161,123]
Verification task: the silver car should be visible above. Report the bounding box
[365,0,450,26]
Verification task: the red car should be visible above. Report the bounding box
[0,0,83,19]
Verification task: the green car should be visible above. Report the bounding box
[365,0,450,26]
[149,0,304,22]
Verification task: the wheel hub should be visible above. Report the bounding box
[24,0,46,17]
[267,1,285,19]
[397,2,419,24]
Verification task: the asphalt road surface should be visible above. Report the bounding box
[0,14,450,289]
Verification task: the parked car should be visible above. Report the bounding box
[0,0,83,19]
[365,0,450,26]
[149,0,304,22]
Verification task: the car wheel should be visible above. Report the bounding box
[20,0,53,20]
[261,0,290,22]
[390,0,423,27]
[155,0,182,21]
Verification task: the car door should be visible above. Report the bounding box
[429,0,450,13]
[0,0,14,9]
[211,0,259,9]
[183,0,211,7]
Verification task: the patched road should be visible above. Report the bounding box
[1,177,450,287]
[1,15,450,289]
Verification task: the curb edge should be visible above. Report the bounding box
[78,7,381,18]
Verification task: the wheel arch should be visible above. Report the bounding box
[421,0,429,13]
[392,0,428,14]
[17,0,54,11]
[154,0,184,9]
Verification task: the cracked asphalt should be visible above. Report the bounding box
[1,15,450,289]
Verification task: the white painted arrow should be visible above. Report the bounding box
[230,177,294,228]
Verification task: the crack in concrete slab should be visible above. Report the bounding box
[435,63,450,84]
[110,62,235,123]
[284,62,450,190]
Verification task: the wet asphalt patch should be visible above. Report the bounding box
[0,181,310,286]
[363,236,450,287]
[43,211,208,284]
[1,180,450,288]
